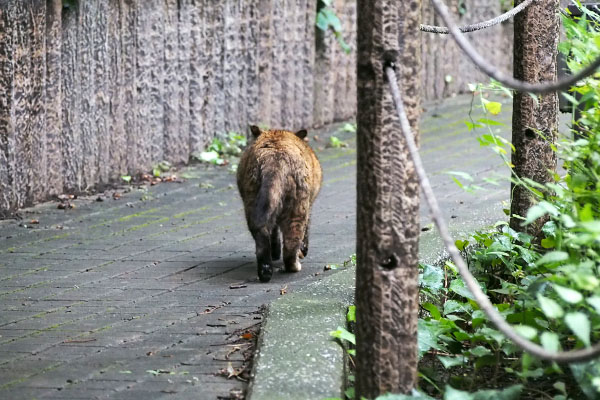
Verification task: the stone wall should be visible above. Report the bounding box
[421,0,514,100]
[0,0,512,214]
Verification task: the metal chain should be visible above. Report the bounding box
[385,65,600,363]
[429,0,600,94]
[420,0,535,34]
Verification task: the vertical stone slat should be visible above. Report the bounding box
[30,0,47,203]
[257,0,272,127]
[245,0,260,128]
[148,0,165,166]
[61,1,82,192]
[107,0,126,177]
[269,1,282,126]
[45,0,63,197]
[79,0,98,189]
[164,0,185,163]
[176,0,191,163]
[135,0,152,170]
[279,0,292,128]
[212,1,225,136]
[332,0,346,121]
[188,0,204,152]
[12,1,34,207]
[313,3,335,127]
[0,2,14,212]
[121,0,137,174]
[95,0,110,184]
[238,0,249,133]
[223,0,238,133]
[301,0,316,129]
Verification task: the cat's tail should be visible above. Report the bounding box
[253,168,284,232]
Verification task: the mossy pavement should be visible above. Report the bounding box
[0,95,519,399]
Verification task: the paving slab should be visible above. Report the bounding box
[0,95,515,399]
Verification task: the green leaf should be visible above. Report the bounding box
[330,326,355,345]
[422,302,441,320]
[472,385,523,400]
[418,319,446,356]
[540,332,560,352]
[455,239,469,251]
[565,312,591,347]
[469,346,492,357]
[482,99,502,115]
[344,387,355,400]
[536,251,569,266]
[197,151,220,163]
[121,175,132,183]
[537,294,564,318]
[554,285,583,304]
[341,123,356,133]
[477,118,505,126]
[570,360,600,399]
[450,279,475,301]
[438,355,467,369]
[347,305,356,323]
[587,296,600,314]
[419,264,445,293]
[444,386,474,400]
[513,325,537,340]
[444,300,470,315]
[540,237,555,249]
[464,120,484,131]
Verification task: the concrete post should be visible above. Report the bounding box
[510,0,560,237]
[355,0,422,396]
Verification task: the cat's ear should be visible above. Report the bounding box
[250,125,262,138]
[295,129,308,139]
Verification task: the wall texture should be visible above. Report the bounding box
[0,0,511,214]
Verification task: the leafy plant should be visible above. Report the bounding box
[334,5,600,398]
[191,131,247,168]
[328,136,348,149]
[316,0,351,54]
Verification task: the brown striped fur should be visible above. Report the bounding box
[237,126,322,282]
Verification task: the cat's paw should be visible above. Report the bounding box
[258,263,273,282]
[285,259,302,273]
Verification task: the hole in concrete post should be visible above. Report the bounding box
[383,50,399,73]
[525,128,536,140]
[380,254,398,270]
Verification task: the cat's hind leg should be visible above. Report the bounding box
[270,226,281,261]
[252,227,273,282]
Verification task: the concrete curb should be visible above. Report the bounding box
[247,266,355,400]
[248,205,506,400]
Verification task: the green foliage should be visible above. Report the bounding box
[328,136,348,148]
[191,131,247,171]
[316,0,351,54]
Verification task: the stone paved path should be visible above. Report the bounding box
[0,95,513,400]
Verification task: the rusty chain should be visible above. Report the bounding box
[420,0,535,34]
[429,0,600,94]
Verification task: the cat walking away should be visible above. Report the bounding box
[237,126,322,282]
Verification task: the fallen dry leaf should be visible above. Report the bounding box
[240,332,253,340]
[30,219,39,225]
[280,285,288,295]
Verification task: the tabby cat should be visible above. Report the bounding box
[237,126,322,282]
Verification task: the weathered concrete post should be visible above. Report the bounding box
[510,0,560,237]
[355,0,422,397]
